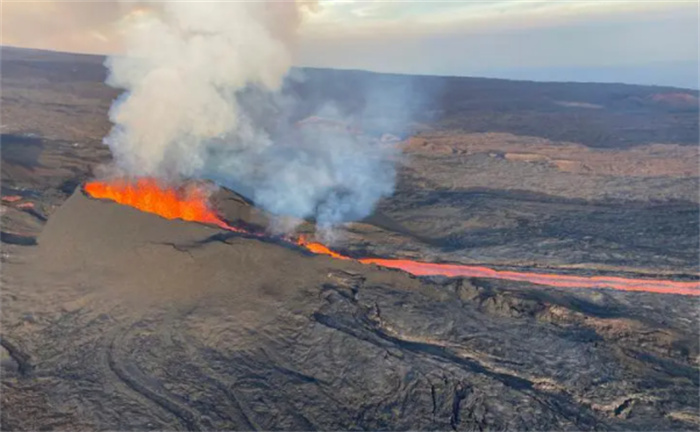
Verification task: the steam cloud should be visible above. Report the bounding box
[104,0,410,232]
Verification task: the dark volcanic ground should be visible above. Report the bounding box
[1,47,699,430]
[3,189,699,431]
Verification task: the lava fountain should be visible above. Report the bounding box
[84,178,242,232]
[84,179,700,296]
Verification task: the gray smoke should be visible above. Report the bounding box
[103,1,414,232]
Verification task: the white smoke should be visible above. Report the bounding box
[104,0,403,232]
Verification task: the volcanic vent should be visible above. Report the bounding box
[78,178,700,296]
[84,178,235,230]
[37,180,360,303]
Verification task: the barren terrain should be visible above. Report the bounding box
[2,47,699,430]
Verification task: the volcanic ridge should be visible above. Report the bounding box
[81,178,700,297]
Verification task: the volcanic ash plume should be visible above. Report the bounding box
[103,0,400,231]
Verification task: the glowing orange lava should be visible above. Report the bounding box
[2,195,23,203]
[296,235,350,260]
[358,259,700,296]
[84,179,700,297]
[84,178,241,232]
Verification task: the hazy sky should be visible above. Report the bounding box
[3,0,698,88]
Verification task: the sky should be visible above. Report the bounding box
[2,0,698,88]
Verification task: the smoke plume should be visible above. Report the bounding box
[103,0,408,232]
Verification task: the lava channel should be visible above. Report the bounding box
[84,178,700,297]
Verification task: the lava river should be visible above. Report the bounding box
[84,179,700,297]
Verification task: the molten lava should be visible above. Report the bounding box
[84,178,241,232]
[1,195,23,203]
[84,178,700,297]
[296,235,350,260]
[296,239,700,296]
[357,259,700,296]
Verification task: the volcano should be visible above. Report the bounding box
[82,178,700,297]
[3,46,699,432]
[6,183,693,430]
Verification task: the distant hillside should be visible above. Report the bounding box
[289,68,699,148]
[2,45,698,148]
[468,61,699,90]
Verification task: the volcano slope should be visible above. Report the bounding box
[1,187,699,431]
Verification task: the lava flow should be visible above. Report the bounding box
[295,235,350,260]
[84,179,700,296]
[357,259,700,296]
[84,178,242,232]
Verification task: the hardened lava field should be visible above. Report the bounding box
[2,46,699,431]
